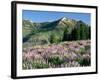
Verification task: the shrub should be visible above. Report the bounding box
[79,48,86,55]
[76,58,90,66]
[32,61,49,69]
[50,33,61,44]
[48,55,65,67]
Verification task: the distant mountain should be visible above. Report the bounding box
[23,17,90,48]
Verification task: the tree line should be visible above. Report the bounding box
[50,21,91,44]
[63,22,91,41]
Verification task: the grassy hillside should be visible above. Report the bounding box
[23,17,90,48]
[23,40,91,69]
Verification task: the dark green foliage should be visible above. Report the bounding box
[50,34,61,44]
[76,57,90,66]
[71,28,78,40]
[50,34,56,43]
[32,62,49,69]
[48,55,65,67]
[71,21,91,40]
[78,58,90,66]
[63,28,69,41]
[87,26,91,39]
[50,30,63,44]
[79,48,86,55]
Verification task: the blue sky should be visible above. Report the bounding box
[22,10,91,25]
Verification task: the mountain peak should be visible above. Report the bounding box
[60,17,67,21]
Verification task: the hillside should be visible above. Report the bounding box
[23,40,91,69]
[23,17,90,48]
